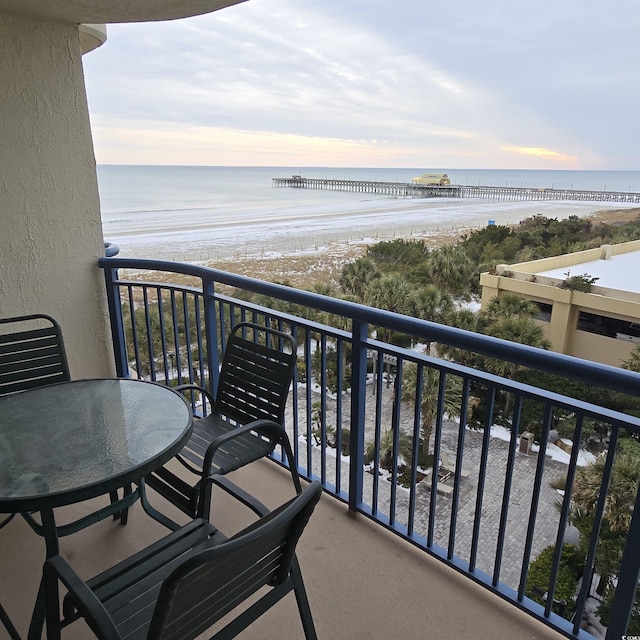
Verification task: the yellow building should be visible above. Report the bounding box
[412,172,451,186]
[479,239,640,367]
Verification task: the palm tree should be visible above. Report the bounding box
[428,245,473,296]
[484,315,550,379]
[436,308,486,366]
[307,282,342,326]
[364,274,416,388]
[622,344,640,372]
[483,315,550,416]
[572,451,640,536]
[365,274,416,345]
[305,283,353,392]
[401,363,462,456]
[414,285,454,355]
[339,257,381,303]
[480,293,547,378]
[567,449,640,629]
[450,308,485,332]
[414,285,454,323]
[364,428,414,471]
[483,292,539,320]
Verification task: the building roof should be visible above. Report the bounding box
[536,249,640,295]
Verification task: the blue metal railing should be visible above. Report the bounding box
[99,256,640,639]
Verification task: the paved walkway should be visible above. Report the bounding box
[291,382,571,592]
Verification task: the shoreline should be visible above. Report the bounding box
[198,206,640,290]
[120,203,640,291]
[114,198,629,263]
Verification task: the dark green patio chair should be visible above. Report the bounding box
[0,314,72,530]
[0,313,70,397]
[0,313,130,528]
[144,322,301,528]
[44,478,322,640]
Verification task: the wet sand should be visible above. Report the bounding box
[200,206,640,290]
[121,204,640,291]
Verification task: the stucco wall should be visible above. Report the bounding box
[480,271,640,367]
[572,330,633,367]
[0,12,115,377]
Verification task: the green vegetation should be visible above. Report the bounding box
[400,364,462,456]
[123,296,203,380]
[461,214,638,265]
[622,343,640,373]
[566,445,640,630]
[351,213,640,326]
[526,544,583,619]
[236,215,640,632]
[561,273,599,292]
[525,441,640,629]
[364,428,414,471]
[229,214,640,434]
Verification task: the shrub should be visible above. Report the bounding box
[597,582,640,632]
[561,273,599,292]
[526,544,583,620]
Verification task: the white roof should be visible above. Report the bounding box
[537,250,640,295]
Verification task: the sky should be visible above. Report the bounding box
[82,0,640,170]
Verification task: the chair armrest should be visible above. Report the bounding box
[227,481,322,543]
[203,475,271,519]
[174,383,215,410]
[202,419,287,473]
[198,420,302,520]
[202,476,316,542]
[44,555,120,640]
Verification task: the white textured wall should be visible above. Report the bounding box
[0,12,115,377]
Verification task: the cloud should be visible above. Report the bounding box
[83,0,640,169]
[502,147,578,165]
[90,121,401,166]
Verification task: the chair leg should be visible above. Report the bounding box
[0,602,21,640]
[280,436,303,494]
[290,559,317,640]
[138,478,182,531]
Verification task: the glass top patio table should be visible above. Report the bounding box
[0,378,192,639]
[0,378,192,516]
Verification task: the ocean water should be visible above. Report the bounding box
[97,166,640,262]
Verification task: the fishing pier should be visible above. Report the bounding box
[272,176,640,204]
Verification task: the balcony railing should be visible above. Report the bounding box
[99,255,640,640]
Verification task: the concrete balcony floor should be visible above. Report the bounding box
[0,460,565,640]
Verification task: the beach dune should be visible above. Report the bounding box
[147,205,640,290]
[111,198,636,268]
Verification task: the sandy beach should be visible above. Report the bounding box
[195,205,640,289]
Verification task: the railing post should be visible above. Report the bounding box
[202,276,220,399]
[605,484,640,639]
[102,264,129,378]
[348,319,368,514]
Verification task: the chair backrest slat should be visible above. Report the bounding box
[214,323,296,425]
[0,314,70,396]
[148,481,321,640]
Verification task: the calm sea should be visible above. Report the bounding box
[97,166,640,261]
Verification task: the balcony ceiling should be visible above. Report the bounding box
[0,0,247,23]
